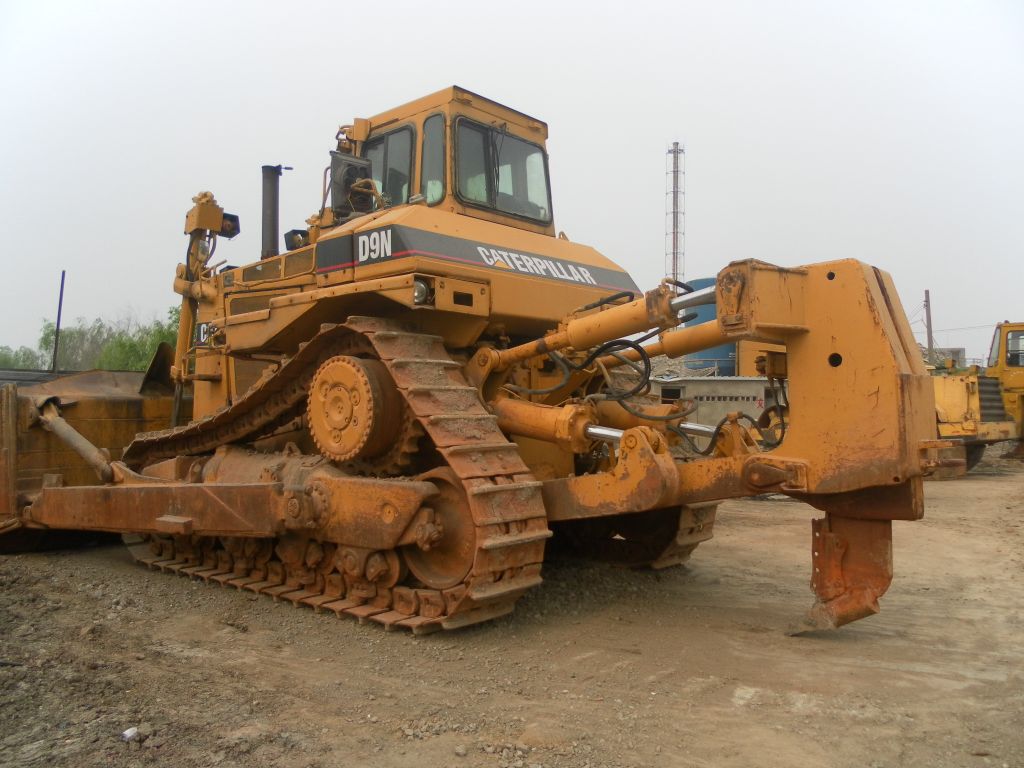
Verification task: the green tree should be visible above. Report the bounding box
[38,317,117,371]
[1,308,180,372]
[95,308,180,371]
[0,345,46,369]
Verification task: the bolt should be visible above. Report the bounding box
[624,434,638,450]
[380,503,397,524]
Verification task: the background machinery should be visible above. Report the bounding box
[932,321,1023,469]
[0,87,943,633]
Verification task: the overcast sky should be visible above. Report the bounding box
[1,0,1021,360]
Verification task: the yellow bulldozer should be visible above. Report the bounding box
[0,87,946,633]
[932,321,1024,469]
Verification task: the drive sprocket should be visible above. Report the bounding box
[307,334,422,477]
[307,355,401,462]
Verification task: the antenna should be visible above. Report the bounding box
[665,142,685,283]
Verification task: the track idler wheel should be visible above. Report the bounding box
[307,355,403,463]
[402,469,476,590]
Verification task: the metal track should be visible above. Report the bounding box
[122,324,352,468]
[125,317,551,633]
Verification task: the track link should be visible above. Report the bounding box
[125,317,551,633]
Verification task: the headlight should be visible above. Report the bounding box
[413,277,432,305]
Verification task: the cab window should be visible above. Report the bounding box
[1008,330,1024,367]
[495,132,551,220]
[456,122,489,204]
[421,115,445,205]
[363,127,413,205]
[455,118,552,223]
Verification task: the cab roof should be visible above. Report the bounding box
[365,86,548,139]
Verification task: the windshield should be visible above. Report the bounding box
[456,119,551,223]
[987,327,1001,367]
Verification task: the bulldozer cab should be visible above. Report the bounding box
[986,322,1024,374]
[335,86,555,237]
[984,321,1024,431]
[987,322,1024,369]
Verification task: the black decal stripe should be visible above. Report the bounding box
[314,226,639,293]
[314,234,353,273]
[323,247,630,293]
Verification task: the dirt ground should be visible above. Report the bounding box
[1,453,1021,768]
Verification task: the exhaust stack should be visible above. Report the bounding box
[261,164,285,259]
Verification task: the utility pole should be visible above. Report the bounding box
[50,270,66,373]
[924,289,935,364]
